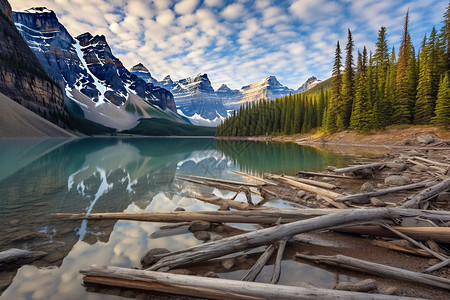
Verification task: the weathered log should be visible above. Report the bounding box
[295,253,450,290]
[426,259,450,273]
[271,239,287,284]
[369,240,433,257]
[147,208,404,271]
[0,248,47,269]
[407,159,447,173]
[176,176,246,192]
[53,208,450,225]
[232,171,276,185]
[242,244,275,282]
[379,223,448,261]
[332,163,385,174]
[400,178,450,208]
[177,174,261,187]
[279,174,336,189]
[298,170,351,179]
[265,174,342,199]
[335,181,431,203]
[80,265,421,300]
[318,196,348,209]
[193,195,269,211]
[335,279,377,292]
[335,225,450,243]
[412,156,450,168]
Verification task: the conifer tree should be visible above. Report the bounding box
[340,29,355,129]
[432,73,450,127]
[395,10,416,124]
[327,41,342,132]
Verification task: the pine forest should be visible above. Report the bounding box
[216,5,450,137]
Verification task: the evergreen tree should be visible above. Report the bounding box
[441,3,450,70]
[350,47,371,131]
[339,29,355,129]
[415,35,436,124]
[395,10,416,124]
[327,41,342,132]
[432,73,450,127]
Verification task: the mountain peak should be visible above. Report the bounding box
[217,84,231,91]
[296,76,320,93]
[24,7,54,14]
[130,63,149,73]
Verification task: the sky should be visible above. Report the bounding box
[9,0,448,90]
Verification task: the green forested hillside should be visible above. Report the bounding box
[217,5,450,137]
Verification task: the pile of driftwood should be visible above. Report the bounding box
[54,150,450,299]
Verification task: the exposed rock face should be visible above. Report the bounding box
[133,68,227,124]
[295,76,321,93]
[0,2,67,128]
[240,76,292,104]
[216,84,241,111]
[13,7,180,132]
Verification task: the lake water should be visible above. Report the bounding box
[0,137,352,300]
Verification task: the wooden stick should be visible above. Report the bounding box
[80,266,421,300]
[193,195,268,211]
[332,163,385,173]
[177,174,261,187]
[407,159,447,173]
[242,244,275,282]
[232,171,276,185]
[335,225,450,243]
[412,156,450,168]
[271,239,288,284]
[335,181,431,203]
[426,259,450,273]
[176,176,245,192]
[318,196,348,209]
[400,178,450,208]
[280,175,336,189]
[265,174,342,199]
[295,253,450,290]
[369,240,433,257]
[147,208,404,271]
[379,222,448,261]
[297,170,350,179]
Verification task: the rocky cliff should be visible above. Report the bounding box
[0,1,67,128]
[13,7,181,132]
[132,66,227,125]
[295,76,321,93]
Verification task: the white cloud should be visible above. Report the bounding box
[126,1,153,19]
[156,9,175,26]
[221,3,246,20]
[174,0,199,15]
[290,0,341,23]
[204,0,223,8]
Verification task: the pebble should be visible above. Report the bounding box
[370,197,386,207]
[188,220,211,232]
[384,175,410,186]
[220,258,235,270]
[194,231,210,241]
[140,248,170,268]
[297,190,307,198]
[360,182,375,192]
[417,134,435,144]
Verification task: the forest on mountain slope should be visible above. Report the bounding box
[216,5,450,137]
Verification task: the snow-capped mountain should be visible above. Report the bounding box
[295,76,321,93]
[239,76,293,104]
[132,66,227,126]
[13,7,184,132]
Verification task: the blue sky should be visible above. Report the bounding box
[10,0,448,90]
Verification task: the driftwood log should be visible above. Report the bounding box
[0,248,47,270]
[401,178,450,208]
[332,163,385,173]
[147,208,414,271]
[242,244,275,282]
[334,181,431,203]
[295,253,450,290]
[80,265,423,300]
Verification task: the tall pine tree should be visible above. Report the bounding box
[432,73,450,127]
[340,29,355,130]
[326,41,342,132]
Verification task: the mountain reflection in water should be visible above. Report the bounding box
[0,137,349,300]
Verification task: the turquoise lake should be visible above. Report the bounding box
[0,137,352,299]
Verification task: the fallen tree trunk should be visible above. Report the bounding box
[232,171,276,185]
[295,253,450,290]
[332,163,385,174]
[0,248,47,270]
[334,181,431,203]
[52,208,450,225]
[277,174,336,189]
[177,174,261,187]
[412,156,450,168]
[400,178,450,208]
[147,208,405,271]
[80,265,421,300]
[242,244,275,282]
[369,240,434,258]
[264,174,342,199]
[297,170,350,179]
[334,225,450,243]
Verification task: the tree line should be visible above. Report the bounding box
[216,5,450,137]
